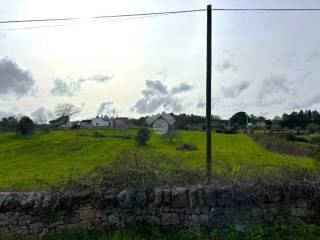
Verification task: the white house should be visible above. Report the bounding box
[92,116,112,128]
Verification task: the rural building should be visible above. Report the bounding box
[66,121,80,129]
[256,121,266,127]
[92,116,112,128]
[80,119,92,129]
[115,117,131,130]
[49,116,69,128]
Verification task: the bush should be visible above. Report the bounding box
[176,143,197,151]
[250,133,313,157]
[306,123,320,133]
[136,127,150,145]
[311,136,320,145]
[17,116,35,135]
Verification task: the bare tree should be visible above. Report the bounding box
[55,103,81,118]
[33,115,47,125]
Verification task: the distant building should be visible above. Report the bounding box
[49,116,69,128]
[115,117,131,130]
[67,121,80,129]
[80,119,92,129]
[92,116,112,128]
[256,121,266,127]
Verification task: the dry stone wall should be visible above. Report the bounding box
[0,183,319,237]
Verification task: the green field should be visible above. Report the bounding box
[0,129,318,190]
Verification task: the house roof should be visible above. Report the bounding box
[81,119,92,124]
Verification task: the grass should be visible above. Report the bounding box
[0,129,318,190]
[4,220,320,240]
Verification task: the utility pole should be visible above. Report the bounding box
[206,4,212,183]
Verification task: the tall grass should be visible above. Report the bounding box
[4,219,320,240]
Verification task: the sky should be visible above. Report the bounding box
[1,0,320,121]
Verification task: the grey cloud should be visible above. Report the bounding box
[214,59,238,73]
[258,75,291,102]
[50,74,113,97]
[50,78,75,97]
[171,83,193,94]
[289,94,320,110]
[96,101,114,116]
[0,57,37,97]
[257,98,286,107]
[221,81,251,98]
[142,80,168,99]
[31,107,53,122]
[0,109,10,118]
[307,49,320,62]
[197,101,205,108]
[132,80,192,114]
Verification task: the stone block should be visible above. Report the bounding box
[18,215,33,226]
[163,189,172,206]
[10,226,29,236]
[204,187,216,207]
[172,188,188,208]
[144,215,160,224]
[161,213,179,226]
[0,213,8,226]
[79,208,94,220]
[29,222,44,234]
[291,208,309,217]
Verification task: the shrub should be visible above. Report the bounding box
[250,133,313,157]
[306,123,320,133]
[311,136,320,145]
[136,127,150,145]
[17,116,35,135]
[176,143,197,151]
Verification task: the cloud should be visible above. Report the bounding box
[50,74,113,97]
[214,59,238,73]
[142,80,168,99]
[0,32,6,40]
[289,94,320,110]
[214,51,238,73]
[0,57,37,97]
[221,81,251,98]
[197,101,205,108]
[132,80,193,114]
[30,107,53,122]
[307,49,320,62]
[50,78,75,97]
[96,101,114,116]
[257,75,292,103]
[171,83,193,94]
[0,109,10,118]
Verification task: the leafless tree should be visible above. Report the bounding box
[55,103,81,118]
[33,115,47,125]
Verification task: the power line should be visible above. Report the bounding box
[1,7,320,31]
[213,8,320,11]
[0,13,170,31]
[0,9,206,24]
[1,7,320,25]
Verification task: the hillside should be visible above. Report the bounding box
[0,129,318,189]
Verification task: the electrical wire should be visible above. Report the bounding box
[1,7,320,31]
[0,8,206,24]
[0,13,170,31]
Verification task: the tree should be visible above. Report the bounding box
[136,127,150,145]
[17,116,35,135]
[55,103,80,118]
[0,116,18,132]
[230,112,248,127]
